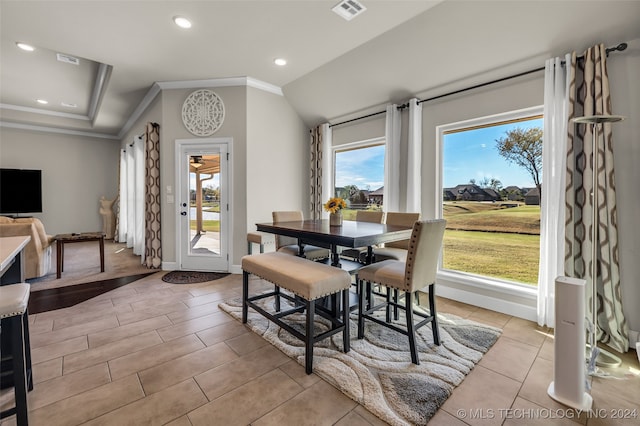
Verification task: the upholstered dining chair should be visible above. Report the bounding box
[340,210,384,262]
[359,212,420,264]
[356,219,446,365]
[272,211,330,261]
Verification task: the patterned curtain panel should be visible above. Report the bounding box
[564,44,628,352]
[309,124,331,220]
[144,122,162,269]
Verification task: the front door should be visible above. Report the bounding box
[177,139,230,272]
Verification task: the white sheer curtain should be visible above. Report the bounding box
[537,54,571,327]
[384,104,401,212]
[406,98,422,213]
[118,135,146,260]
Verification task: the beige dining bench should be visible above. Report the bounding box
[242,252,351,374]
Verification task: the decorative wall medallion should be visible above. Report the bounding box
[181,89,225,136]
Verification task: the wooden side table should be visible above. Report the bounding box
[53,232,105,279]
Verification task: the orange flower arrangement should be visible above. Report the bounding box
[323,197,347,214]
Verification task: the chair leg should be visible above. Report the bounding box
[405,291,420,365]
[305,299,315,374]
[393,289,399,320]
[242,271,249,323]
[274,285,281,312]
[23,309,33,391]
[357,279,365,339]
[385,287,392,323]
[342,288,350,352]
[12,315,29,425]
[428,284,440,345]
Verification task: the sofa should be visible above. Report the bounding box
[0,216,53,279]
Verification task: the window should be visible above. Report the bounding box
[439,108,543,287]
[333,138,385,220]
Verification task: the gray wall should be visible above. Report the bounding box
[246,86,309,236]
[0,127,120,235]
[158,86,247,267]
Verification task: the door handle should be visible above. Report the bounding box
[181,211,187,216]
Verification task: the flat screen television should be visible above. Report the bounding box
[0,168,43,214]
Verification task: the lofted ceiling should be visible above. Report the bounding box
[1,1,639,139]
[0,0,440,138]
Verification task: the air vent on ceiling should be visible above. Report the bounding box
[57,53,80,65]
[332,0,366,21]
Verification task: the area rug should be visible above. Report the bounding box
[162,270,230,284]
[219,295,501,426]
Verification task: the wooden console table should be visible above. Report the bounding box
[54,232,105,279]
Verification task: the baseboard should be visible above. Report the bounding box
[629,329,640,350]
[161,261,178,271]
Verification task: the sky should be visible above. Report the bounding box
[335,144,385,190]
[443,118,543,189]
[334,117,543,191]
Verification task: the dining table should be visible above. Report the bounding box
[255,219,413,269]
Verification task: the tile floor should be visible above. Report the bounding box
[1,272,638,425]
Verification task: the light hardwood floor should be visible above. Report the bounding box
[1,272,638,425]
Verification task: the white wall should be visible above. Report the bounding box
[246,86,308,252]
[0,127,120,235]
[608,38,640,341]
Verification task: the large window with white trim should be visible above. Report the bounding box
[439,108,543,287]
[333,138,385,220]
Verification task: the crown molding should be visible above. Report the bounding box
[2,76,283,140]
[246,77,284,96]
[0,120,119,140]
[117,76,283,138]
[116,83,162,139]
[0,103,90,121]
[154,76,282,96]
[89,63,113,125]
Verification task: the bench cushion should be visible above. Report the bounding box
[0,283,30,319]
[242,252,351,300]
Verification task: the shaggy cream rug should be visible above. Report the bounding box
[219,295,501,425]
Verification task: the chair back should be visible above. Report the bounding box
[272,210,303,250]
[384,212,420,249]
[355,210,384,224]
[404,219,446,292]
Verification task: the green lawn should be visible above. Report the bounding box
[442,230,540,284]
[189,220,219,232]
[441,202,540,285]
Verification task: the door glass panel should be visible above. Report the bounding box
[189,153,221,257]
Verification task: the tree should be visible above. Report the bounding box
[495,127,543,192]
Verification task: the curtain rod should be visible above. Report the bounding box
[329,42,627,128]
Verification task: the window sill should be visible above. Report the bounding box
[436,269,537,321]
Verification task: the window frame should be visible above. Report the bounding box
[434,105,543,297]
[331,136,385,200]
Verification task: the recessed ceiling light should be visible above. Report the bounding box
[36,99,48,105]
[61,102,77,108]
[173,16,192,29]
[274,58,287,66]
[16,42,35,52]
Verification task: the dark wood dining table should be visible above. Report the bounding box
[255,219,413,269]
